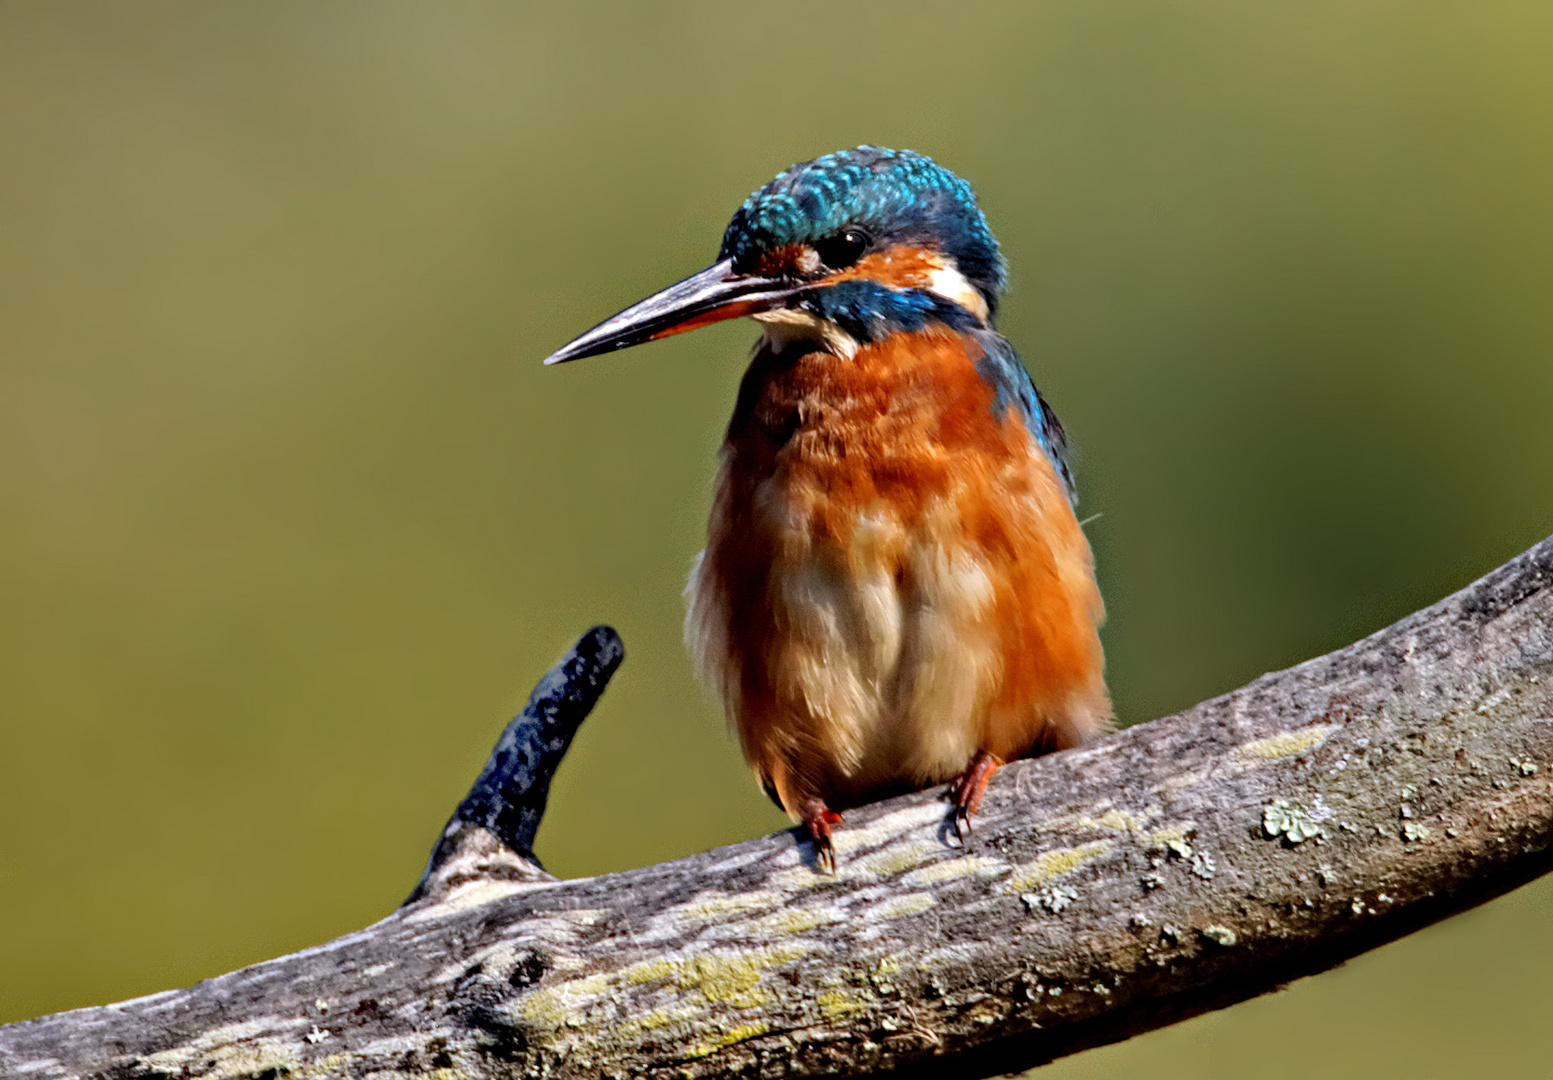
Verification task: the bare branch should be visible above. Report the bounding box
[3,537,1551,1080]
[408,625,625,903]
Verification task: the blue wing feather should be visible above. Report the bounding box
[969,329,1077,505]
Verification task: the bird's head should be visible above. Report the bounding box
[544,146,1005,365]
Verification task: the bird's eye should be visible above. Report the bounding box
[814,228,871,270]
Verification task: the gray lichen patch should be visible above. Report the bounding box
[1200,925,1238,946]
[1261,799,1327,845]
[1020,885,1079,914]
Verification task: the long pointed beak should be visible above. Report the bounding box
[543,258,796,365]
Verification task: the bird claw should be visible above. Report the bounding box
[951,804,973,844]
[946,751,1002,846]
[802,801,843,874]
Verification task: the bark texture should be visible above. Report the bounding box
[3,537,1552,1080]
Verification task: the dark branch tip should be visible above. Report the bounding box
[406,626,625,905]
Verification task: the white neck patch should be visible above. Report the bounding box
[924,259,990,323]
[753,308,862,360]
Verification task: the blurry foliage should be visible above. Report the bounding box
[1,3,1551,1076]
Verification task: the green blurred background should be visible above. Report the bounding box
[2,2,1551,1075]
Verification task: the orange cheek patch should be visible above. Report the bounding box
[826,245,946,290]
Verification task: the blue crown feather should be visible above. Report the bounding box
[720,146,1007,317]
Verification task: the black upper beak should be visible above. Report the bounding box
[543,258,797,365]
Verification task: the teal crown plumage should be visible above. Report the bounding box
[719,146,1007,316]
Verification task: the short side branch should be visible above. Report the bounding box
[408,625,624,902]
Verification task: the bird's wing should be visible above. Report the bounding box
[970,329,1078,505]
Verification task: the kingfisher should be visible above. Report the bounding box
[545,147,1110,870]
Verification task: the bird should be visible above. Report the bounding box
[544,146,1110,871]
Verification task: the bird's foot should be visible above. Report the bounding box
[948,750,1003,843]
[801,799,843,874]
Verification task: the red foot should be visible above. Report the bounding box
[801,799,843,874]
[948,750,1003,842]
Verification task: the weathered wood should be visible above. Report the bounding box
[3,537,1551,1080]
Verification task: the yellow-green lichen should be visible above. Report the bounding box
[869,954,905,994]
[685,1021,772,1059]
[623,957,680,986]
[137,1024,293,1080]
[1081,808,1151,832]
[753,905,834,935]
[1148,824,1194,849]
[674,891,781,920]
[1235,726,1333,761]
[192,1040,299,1080]
[855,841,936,877]
[875,893,936,917]
[1006,841,1111,893]
[817,989,873,1019]
[295,1054,370,1080]
[518,971,613,1030]
[677,945,808,1008]
[523,945,807,1045]
[617,1005,692,1039]
[343,1067,463,1080]
[770,866,833,891]
[902,855,1003,886]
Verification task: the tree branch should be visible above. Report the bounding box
[407,625,625,903]
[3,537,1552,1080]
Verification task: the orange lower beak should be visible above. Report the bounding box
[543,258,797,365]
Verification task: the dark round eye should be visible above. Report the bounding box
[814,228,871,270]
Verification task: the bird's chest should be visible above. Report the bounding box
[723,334,1023,550]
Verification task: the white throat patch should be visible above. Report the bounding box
[754,308,862,360]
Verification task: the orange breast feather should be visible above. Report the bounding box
[685,329,1109,819]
